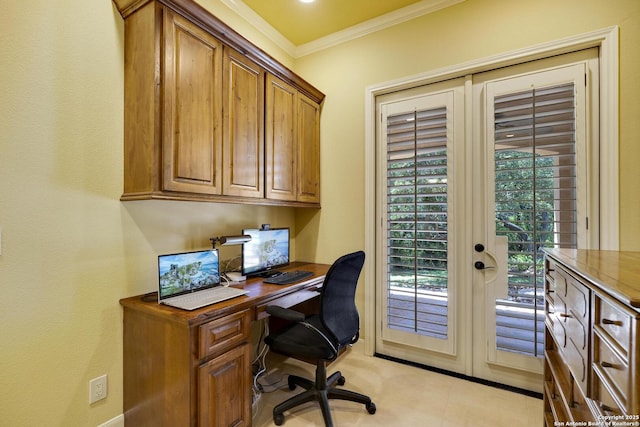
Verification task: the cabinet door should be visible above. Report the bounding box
[162,10,223,194]
[265,73,297,201]
[222,48,264,198]
[198,343,252,427]
[297,93,321,203]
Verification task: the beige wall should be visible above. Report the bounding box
[0,1,294,425]
[1,0,638,425]
[294,0,640,263]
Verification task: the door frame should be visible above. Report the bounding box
[364,27,619,358]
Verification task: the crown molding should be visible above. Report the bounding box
[218,0,297,55]
[220,0,466,58]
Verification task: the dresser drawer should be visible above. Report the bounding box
[592,370,625,417]
[198,309,252,358]
[594,334,629,403]
[566,313,588,354]
[549,262,568,298]
[551,309,567,350]
[566,278,589,323]
[565,337,589,394]
[595,295,633,357]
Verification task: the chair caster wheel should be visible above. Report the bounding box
[337,375,346,386]
[287,376,297,390]
[274,413,285,425]
[366,401,377,414]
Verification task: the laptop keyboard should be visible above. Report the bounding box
[264,270,314,285]
[164,286,248,310]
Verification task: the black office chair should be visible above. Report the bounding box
[264,251,376,426]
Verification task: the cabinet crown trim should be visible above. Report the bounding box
[112,0,325,104]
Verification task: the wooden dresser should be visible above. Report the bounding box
[543,249,640,426]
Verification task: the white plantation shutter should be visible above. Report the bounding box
[493,82,578,356]
[386,107,449,339]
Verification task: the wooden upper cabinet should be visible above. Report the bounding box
[297,93,321,203]
[222,48,264,198]
[265,74,297,201]
[163,10,223,195]
[266,74,321,204]
[115,0,324,206]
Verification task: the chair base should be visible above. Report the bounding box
[273,361,376,427]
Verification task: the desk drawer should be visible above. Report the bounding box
[199,309,252,358]
[256,287,321,320]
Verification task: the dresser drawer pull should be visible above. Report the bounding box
[559,313,572,318]
[602,318,622,326]
[599,403,615,413]
[600,361,618,369]
[547,289,555,293]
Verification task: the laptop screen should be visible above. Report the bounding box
[158,249,220,300]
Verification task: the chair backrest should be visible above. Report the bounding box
[319,251,365,348]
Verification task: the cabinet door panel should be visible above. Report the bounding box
[163,10,222,194]
[297,93,320,203]
[223,49,264,198]
[265,74,297,201]
[198,343,251,426]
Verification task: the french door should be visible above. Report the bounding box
[375,49,598,391]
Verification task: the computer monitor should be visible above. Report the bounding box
[241,227,290,276]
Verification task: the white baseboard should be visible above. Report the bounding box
[98,414,124,427]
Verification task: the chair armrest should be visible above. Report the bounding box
[266,305,305,322]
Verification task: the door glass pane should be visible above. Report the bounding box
[386,108,448,339]
[494,83,577,356]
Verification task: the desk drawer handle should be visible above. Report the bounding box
[602,318,623,326]
[559,313,572,318]
[600,361,618,369]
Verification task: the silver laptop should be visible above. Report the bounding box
[158,249,248,310]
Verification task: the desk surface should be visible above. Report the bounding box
[120,261,331,325]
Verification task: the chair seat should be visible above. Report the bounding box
[265,315,336,360]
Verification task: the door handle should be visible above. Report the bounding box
[474,261,495,270]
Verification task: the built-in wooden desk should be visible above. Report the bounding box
[120,261,330,427]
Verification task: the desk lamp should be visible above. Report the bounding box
[209,235,252,248]
[209,234,252,282]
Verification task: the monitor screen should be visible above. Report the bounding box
[158,249,220,299]
[241,228,290,276]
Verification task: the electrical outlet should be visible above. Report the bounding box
[89,375,108,404]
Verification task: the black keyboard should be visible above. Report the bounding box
[264,270,314,285]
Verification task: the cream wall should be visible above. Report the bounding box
[0,1,296,426]
[1,0,639,426]
[294,0,640,266]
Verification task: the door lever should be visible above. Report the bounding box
[474,261,494,270]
